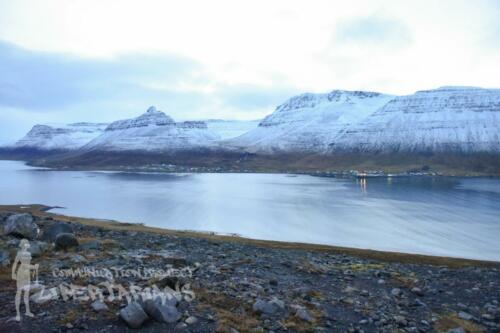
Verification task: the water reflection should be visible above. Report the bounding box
[359,178,367,194]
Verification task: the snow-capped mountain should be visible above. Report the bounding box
[228,90,395,153]
[83,106,220,152]
[5,87,500,159]
[330,86,500,153]
[205,119,260,139]
[12,122,108,150]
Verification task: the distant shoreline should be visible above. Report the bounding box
[11,160,500,179]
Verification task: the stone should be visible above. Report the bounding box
[7,239,19,247]
[185,316,198,325]
[4,213,39,239]
[143,294,178,315]
[28,241,49,257]
[41,222,74,242]
[55,233,79,250]
[458,311,473,321]
[391,288,402,297]
[119,302,149,329]
[481,313,494,321]
[175,322,188,330]
[344,286,357,293]
[269,297,285,310]
[253,298,284,315]
[147,303,181,323]
[142,294,181,324]
[296,308,314,322]
[91,300,108,312]
[79,240,102,251]
[0,249,10,267]
[411,287,424,296]
[70,254,87,263]
[394,315,408,326]
[447,328,466,333]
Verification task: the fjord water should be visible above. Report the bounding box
[1,160,499,261]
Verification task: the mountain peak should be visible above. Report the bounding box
[146,106,159,113]
[416,86,486,94]
[276,90,388,113]
[107,107,175,131]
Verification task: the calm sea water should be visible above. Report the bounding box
[1,160,499,261]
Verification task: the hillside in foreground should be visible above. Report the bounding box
[0,204,499,332]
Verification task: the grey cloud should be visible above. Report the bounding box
[0,41,200,110]
[0,41,295,142]
[217,84,297,111]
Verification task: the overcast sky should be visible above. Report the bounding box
[1,0,499,143]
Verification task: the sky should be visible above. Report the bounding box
[0,0,499,143]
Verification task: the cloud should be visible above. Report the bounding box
[0,41,295,142]
[0,41,293,116]
[217,84,296,112]
[334,16,412,47]
[0,41,201,111]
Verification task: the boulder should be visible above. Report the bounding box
[4,213,39,239]
[28,241,49,257]
[41,222,74,242]
[0,249,11,267]
[147,303,181,323]
[55,233,79,250]
[119,302,149,328]
[142,294,180,323]
[7,239,20,247]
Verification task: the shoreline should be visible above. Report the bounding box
[2,204,499,268]
[4,158,500,178]
[2,148,500,177]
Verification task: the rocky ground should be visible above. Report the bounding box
[0,205,499,333]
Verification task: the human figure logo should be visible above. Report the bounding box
[11,239,39,322]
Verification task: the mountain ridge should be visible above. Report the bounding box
[2,86,500,173]
[227,89,395,153]
[80,106,220,152]
[330,86,500,153]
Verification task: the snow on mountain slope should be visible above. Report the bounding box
[330,86,500,153]
[83,106,220,152]
[13,122,108,150]
[228,90,395,153]
[205,119,260,139]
